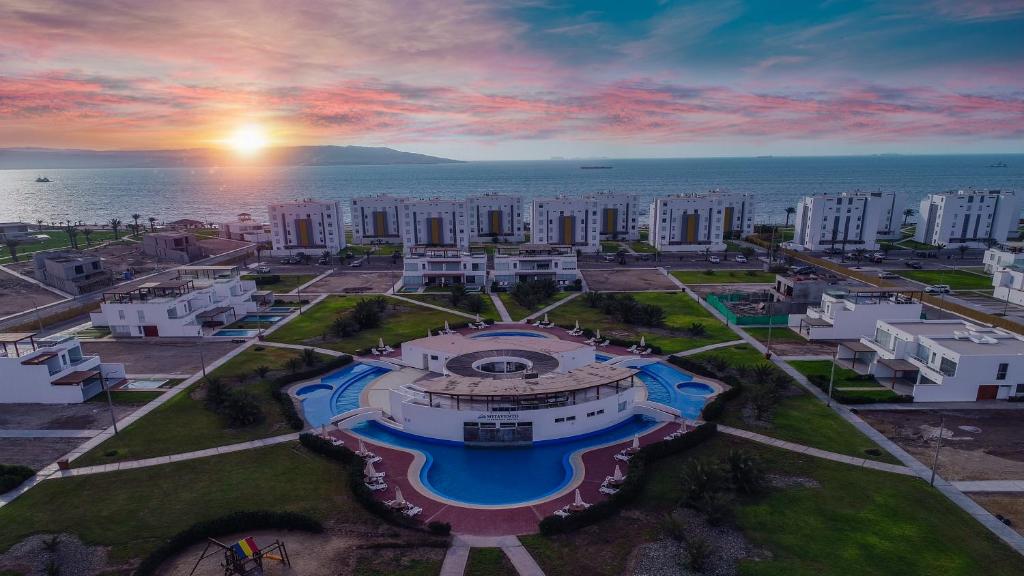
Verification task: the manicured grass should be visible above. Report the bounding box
[671,269,777,284]
[0,444,371,562]
[547,292,736,353]
[743,326,807,344]
[465,548,516,576]
[600,241,622,253]
[354,556,443,576]
[788,360,883,389]
[347,243,403,257]
[73,347,313,466]
[269,296,464,353]
[402,292,499,320]
[242,273,316,293]
[629,241,656,253]
[497,292,572,321]
[0,229,120,263]
[898,238,941,250]
[688,342,767,366]
[897,269,994,290]
[524,436,1024,576]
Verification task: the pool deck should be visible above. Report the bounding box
[334,422,675,535]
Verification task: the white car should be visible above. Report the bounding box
[734,255,748,263]
[877,271,899,279]
[708,256,721,264]
[924,284,951,294]
[256,264,271,274]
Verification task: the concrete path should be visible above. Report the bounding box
[490,293,513,322]
[53,432,301,478]
[451,535,546,576]
[672,339,746,357]
[124,373,184,380]
[953,480,1024,493]
[523,292,580,323]
[857,400,1024,411]
[440,542,470,576]
[660,266,685,289]
[0,429,104,439]
[502,537,546,576]
[389,293,476,320]
[718,425,914,476]
[259,339,345,357]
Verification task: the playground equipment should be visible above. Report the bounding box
[188,536,290,576]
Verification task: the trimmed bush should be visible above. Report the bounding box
[251,274,281,286]
[134,511,323,576]
[0,464,34,494]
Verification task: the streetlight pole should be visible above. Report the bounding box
[930,415,945,486]
[826,347,838,407]
[200,348,207,378]
[100,372,118,434]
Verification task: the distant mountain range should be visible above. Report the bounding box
[0,145,461,169]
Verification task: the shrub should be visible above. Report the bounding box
[464,294,484,314]
[727,449,765,495]
[694,491,734,526]
[0,463,34,493]
[301,347,318,367]
[682,533,714,572]
[332,315,360,337]
[220,390,264,427]
[427,521,452,536]
[352,299,383,329]
[251,274,281,286]
[203,377,228,410]
[511,278,559,309]
[680,458,727,506]
[134,511,323,576]
[688,322,707,337]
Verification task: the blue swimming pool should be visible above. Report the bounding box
[627,361,714,420]
[595,353,613,362]
[239,314,286,323]
[296,362,392,427]
[470,330,551,338]
[213,329,258,337]
[351,416,656,506]
[267,306,297,313]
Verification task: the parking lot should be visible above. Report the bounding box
[953,291,1024,324]
[304,270,402,293]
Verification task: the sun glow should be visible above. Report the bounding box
[225,124,269,156]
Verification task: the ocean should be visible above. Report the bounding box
[1,155,1022,225]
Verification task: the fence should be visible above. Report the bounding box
[706,293,790,326]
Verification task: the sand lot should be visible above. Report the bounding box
[305,271,400,293]
[0,268,64,316]
[0,403,144,470]
[81,339,239,376]
[582,268,678,291]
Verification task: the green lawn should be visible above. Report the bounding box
[898,269,994,290]
[74,347,313,466]
[788,360,884,389]
[242,273,316,293]
[897,238,941,250]
[268,296,464,353]
[546,292,737,353]
[401,292,499,320]
[672,269,777,284]
[347,243,404,257]
[465,548,516,576]
[0,229,120,263]
[628,241,656,253]
[523,435,1024,576]
[497,292,573,321]
[0,444,371,562]
[600,241,623,253]
[743,326,807,344]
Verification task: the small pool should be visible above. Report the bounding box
[625,361,715,420]
[296,362,392,427]
[213,329,259,337]
[121,379,168,390]
[470,330,552,339]
[352,416,656,506]
[266,306,297,313]
[595,353,613,362]
[239,314,286,323]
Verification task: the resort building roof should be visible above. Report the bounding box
[415,363,637,397]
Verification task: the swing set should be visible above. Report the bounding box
[187,536,291,576]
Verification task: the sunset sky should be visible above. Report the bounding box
[1,0,1023,160]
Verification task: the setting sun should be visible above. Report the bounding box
[225,124,269,156]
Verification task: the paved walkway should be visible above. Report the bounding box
[523,292,580,323]
[672,339,746,357]
[953,480,1024,493]
[0,429,104,439]
[449,536,546,576]
[718,425,914,476]
[259,340,345,357]
[490,293,513,322]
[857,401,1024,411]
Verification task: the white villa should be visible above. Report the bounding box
[983,248,1024,274]
[914,189,1019,248]
[993,266,1024,307]
[90,265,258,337]
[220,213,270,243]
[790,289,923,341]
[848,319,1024,402]
[491,244,580,290]
[268,199,346,255]
[402,247,487,290]
[0,333,125,404]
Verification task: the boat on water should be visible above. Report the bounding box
[580,165,612,169]
[989,162,1008,168]
[35,176,52,182]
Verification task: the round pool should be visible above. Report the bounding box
[678,382,716,396]
[296,383,332,395]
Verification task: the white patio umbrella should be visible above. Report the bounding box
[475,314,482,323]
[595,329,601,340]
[364,460,379,478]
[543,313,549,323]
[393,486,406,505]
[571,488,588,510]
[427,329,432,338]
[378,337,386,349]
[444,320,451,331]
[320,424,328,436]
[612,465,625,483]
[632,434,640,450]
[574,319,580,331]
[639,335,646,348]
[358,439,368,454]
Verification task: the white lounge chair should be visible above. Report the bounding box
[365,481,387,491]
[553,508,571,518]
[371,348,382,356]
[531,320,543,327]
[599,486,619,496]
[614,452,633,463]
[627,345,638,353]
[639,348,651,356]
[365,471,385,480]
[598,339,611,347]
[330,438,345,447]
[403,506,423,517]
[384,345,395,353]
[364,454,382,464]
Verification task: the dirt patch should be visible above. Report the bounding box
[0,402,137,431]
[0,533,112,576]
[0,438,83,471]
[768,340,837,357]
[0,269,64,316]
[196,236,249,256]
[305,271,400,294]
[970,494,1024,536]
[860,410,1024,480]
[583,268,678,292]
[80,339,238,375]
[629,511,769,576]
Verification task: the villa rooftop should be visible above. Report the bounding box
[415,363,638,397]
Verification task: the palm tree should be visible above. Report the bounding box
[958,245,969,260]
[784,207,796,226]
[82,228,93,246]
[36,219,44,231]
[4,238,21,262]
[66,225,79,250]
[935,243,946,258]
[131,213,141,237]
[148,216,157,232]
[109,218,122,240]
[902,208,915,226]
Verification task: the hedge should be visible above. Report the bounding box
[250,274,281,286]
[805,374,913,404]
[0,464,34,494]
[270,354,354,429]
[134,510,323,576]
[537,422,717,535]
[297,433,443,533]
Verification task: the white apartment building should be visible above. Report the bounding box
[983,248,1024,274]
[874,192,906,240]
[220,213,270,243]
[789,289,923,341]
[491,244,580,289]
[648,191,755,252]
[467,194,525,243]
[0,333,125,404]
[914,189,1019,248]
[350,195,405,245]
[402,247,487,290]
[993,266,1024,306]
[268,199,345,255]
[530,197,599,251]
[90,265,258,337]
[401,199,470,253]
[588,193,640,241]
[855,319,1024,401]
[792,192,884,251]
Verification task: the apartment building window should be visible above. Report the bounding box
[137,310,146,323]
[997,363,1008,380]
[939,356,958,377]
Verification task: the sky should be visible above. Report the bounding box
[1,0,1023,160]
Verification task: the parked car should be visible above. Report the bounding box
[317,256,330,265]
[925,284,951,294]
[256,264,271,274]
[734,255,748,263]
[790,265,815,275]
[708,255,721,264]
[349,259,363,267]
[878,271,899,279]
[905,260,923,269]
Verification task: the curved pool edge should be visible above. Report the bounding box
[345,416,668,511]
